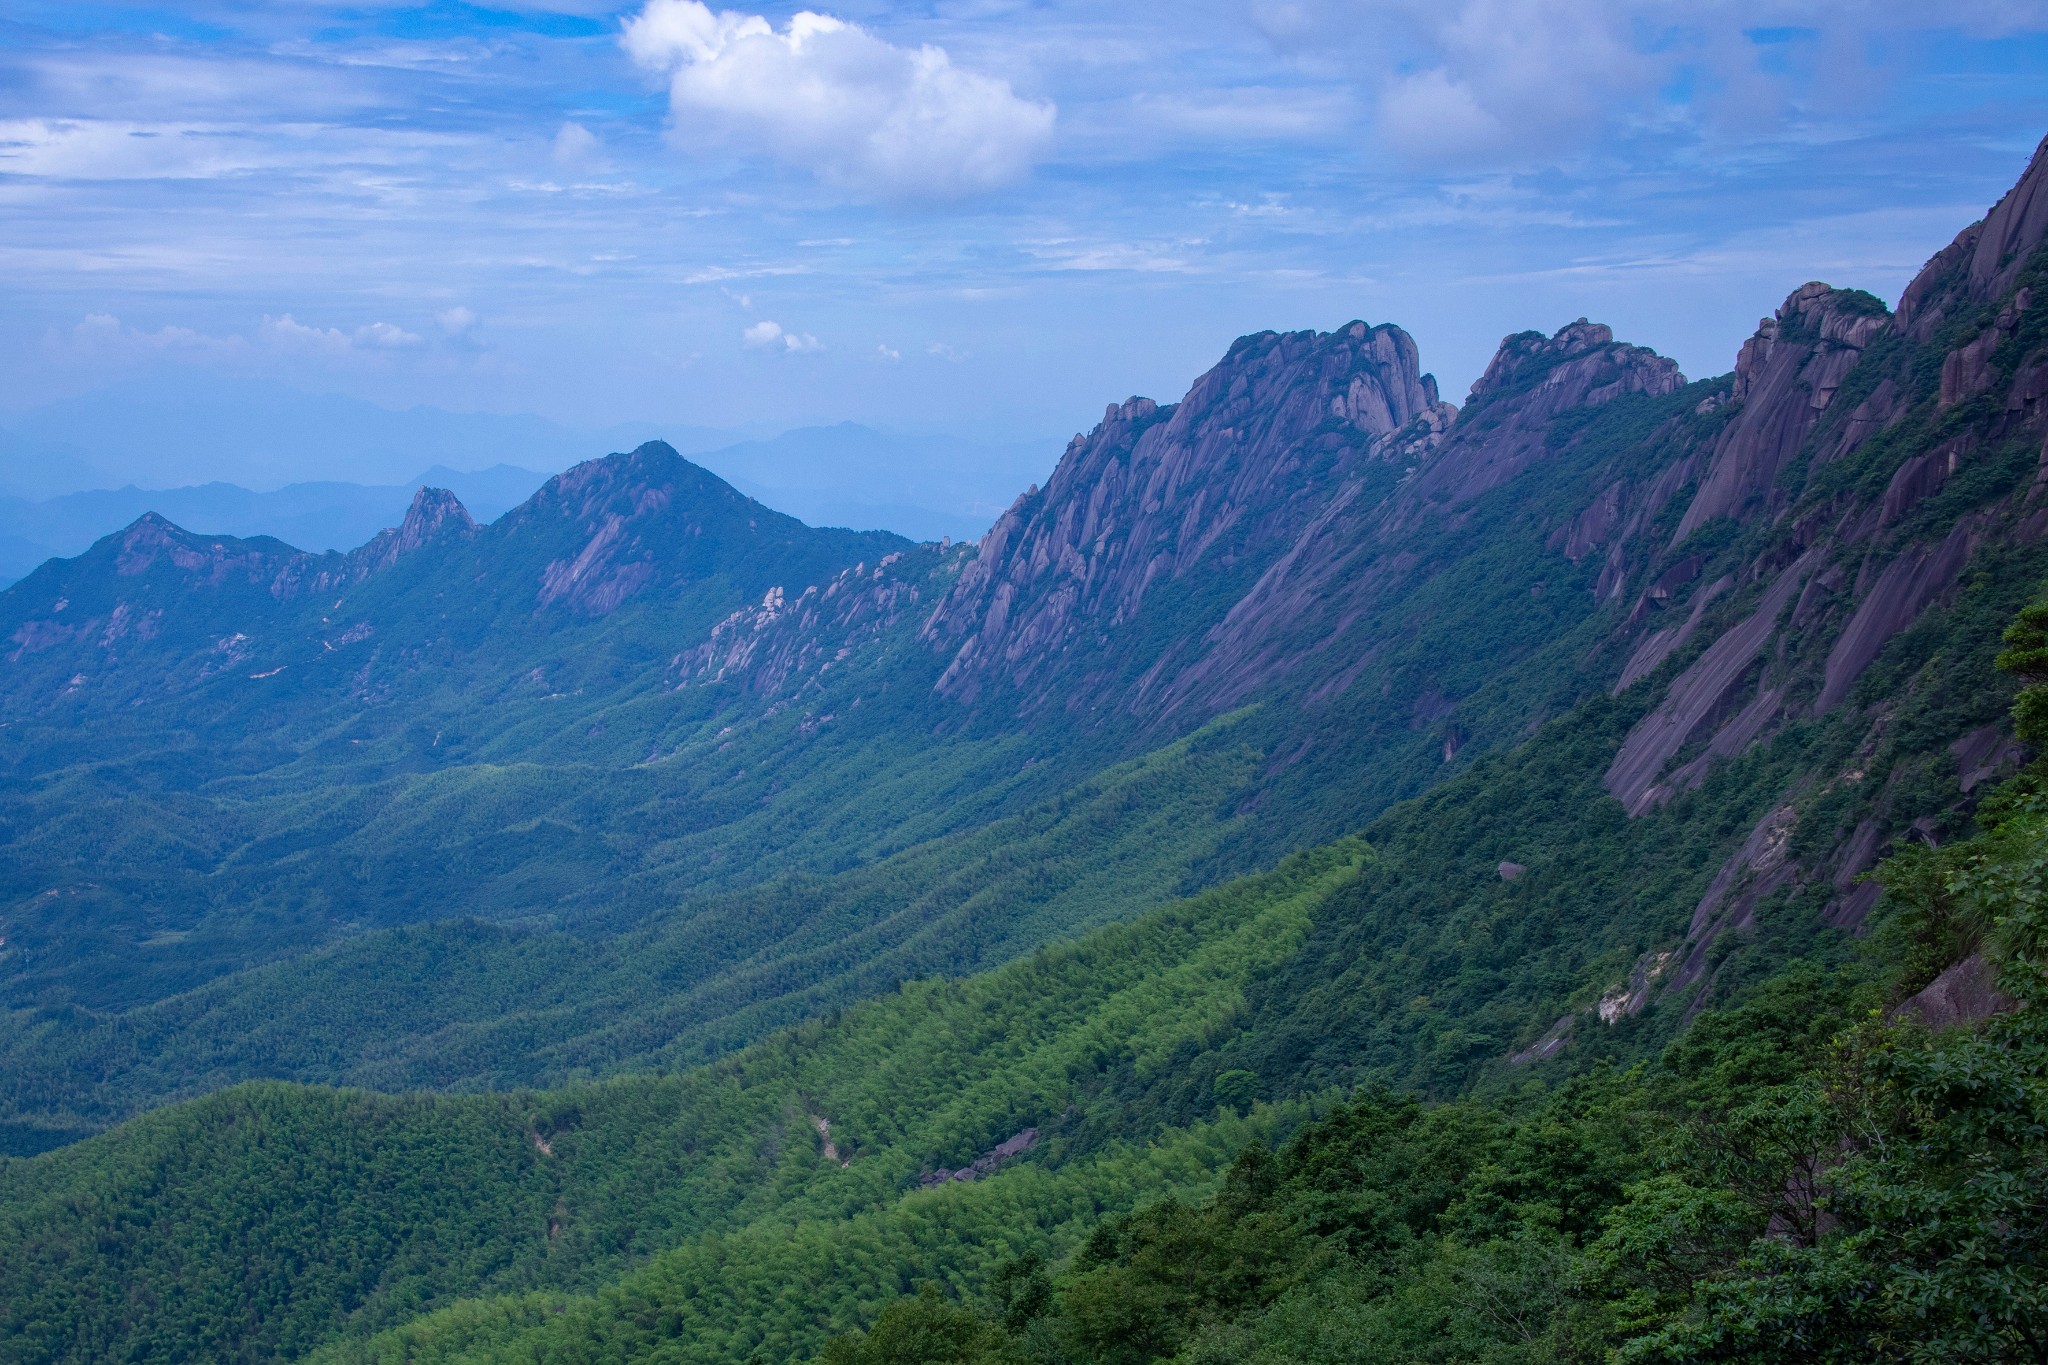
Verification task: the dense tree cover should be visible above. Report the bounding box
[6,576,2036,1363]
[0,368,1743,1146]
[820,684,2048,1364]
[0,846,1363,1361]
[0,361,1720,1048]
[0,722,1265,1143]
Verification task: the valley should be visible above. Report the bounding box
[1,129,2046,1365]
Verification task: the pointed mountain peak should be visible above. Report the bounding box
[519,438,744,530]
[398,486,476,548]
[342,486,476,581]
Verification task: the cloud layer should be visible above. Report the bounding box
[622,0,1055,198]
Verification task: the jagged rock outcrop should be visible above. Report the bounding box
[345,487,475,580]
[918,318,1687,728]
[1899,133,2048,341]
[919,1127,1037,1187]
[1671,284,1891,542]
[0,443,900,715]
[669,548,935,696]
[1597,133,2048,820]
[1389,321,1683,536]
[920,322,1454,712]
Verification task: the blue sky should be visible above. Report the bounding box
[3,0,2047,468]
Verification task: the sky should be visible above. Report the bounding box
[3,0,2048,474]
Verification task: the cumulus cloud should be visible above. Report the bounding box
[742,319,821,351]
[621,0,1055,198]
[264,314,426,351]
[436,306,478,335]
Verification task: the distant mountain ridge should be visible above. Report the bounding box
[0,465,550,588]
[0,418,1058,587]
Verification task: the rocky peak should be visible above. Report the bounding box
[921,321,1451,709]
[1968,132,2048,305]
[517,441,740,616]
[109,513,296,587]
[520,441,697,529]
[1671,284,1891,543]
[1465,319,1684,421]
[399,486,475,546]
[342,487,476,581]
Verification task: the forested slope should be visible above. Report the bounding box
[1,132,2046,1365]
[0,720,1265,1141]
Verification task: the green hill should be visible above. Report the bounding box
[1,131,2045,1365]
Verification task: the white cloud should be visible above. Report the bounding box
[1255,0,2048,166]
[54,313,245,358]
[436,306,478,335]
[0,118,278,180]
[876,341,902,361]
[263,314,425,351]
[742,319,821,351]
[356,320,426,349]
[621,0,1055,198]
[552,120,605,169]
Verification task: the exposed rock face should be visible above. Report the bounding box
[1896,953,2014,1031]
[351,487,476,576]
[505,441,910,620]
[670,550,932,696]
[921,323,1454,713]
[1671,285,1890,542]
[1665,804,1800,1009]
[919,1127,1037,1187]
[1967,135,2048,305]
[0,442,900,716]
[523,444,687,615]
[1390,321,1682,534]
[1506,1014,1573,1065]
[1898,133,2048,341]
[919,318,1680,728]
[1606,556,1813,815]
[1816,519,1982,713]
[106,513,300,590]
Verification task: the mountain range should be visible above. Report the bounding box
[0,134,2045,1363]
[0,413,1054,587]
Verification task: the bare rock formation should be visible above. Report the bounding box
[1671,284,1890,543]
[1896,953,2014,1031]
[920,323,1454,713]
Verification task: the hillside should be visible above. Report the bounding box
[0,132,2044,1365]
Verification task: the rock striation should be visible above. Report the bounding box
[919,323,1455,712]
[918,318,1682,729]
